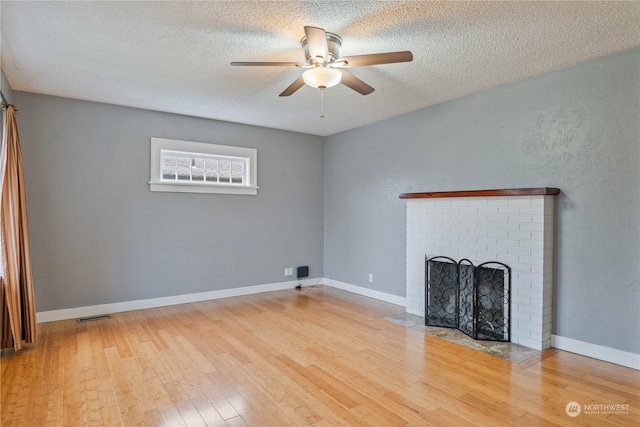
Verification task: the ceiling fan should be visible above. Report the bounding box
[231,26,413,97]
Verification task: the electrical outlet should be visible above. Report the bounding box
[368,274,374,283]
[285,267,294,276]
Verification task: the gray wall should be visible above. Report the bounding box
[324,47,640,354]
[15,93,324,311]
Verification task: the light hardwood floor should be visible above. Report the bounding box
[2,286,639,426]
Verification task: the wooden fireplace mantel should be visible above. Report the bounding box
[399,188,560,199]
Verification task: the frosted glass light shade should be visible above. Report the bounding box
[302,67,342,89]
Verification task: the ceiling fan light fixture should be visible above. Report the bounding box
[302,67,342,89]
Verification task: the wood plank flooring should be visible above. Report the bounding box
[2,286,639,426]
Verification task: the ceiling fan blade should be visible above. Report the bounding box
[337,51,413,68]
[304,26,329,63]
[338,70,374,95]
[231,61,307,67]
[279,75,306,97]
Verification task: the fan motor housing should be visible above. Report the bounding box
[301,32,342,65]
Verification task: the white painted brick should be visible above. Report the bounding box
[510,326,530,340]
[511,263,532,274]
[488,214,510,223]
[459,235,478,244]
[442,206,460,214]
[509,230,533,240]
[520,222,544,232]
[468,228,488,237]
[469,199,488,207]
[518,287,542,300]
[531,231,544,240]
[488,229,509,238]
[450,214,468,221]
[519,205,544,215]
[520,319,542,334]
[521,239,544,249]
[530,331,542,342]
[459,220,478,229]
[459,206,479,214]
[530,281,544,293]
[468,243,488,252]
[497,222,520,231]
[441,248,460,258]
[500,254,521,265]
[508,198,532,206]
[531,315,544,328]
[426,246,439,255]
[516,304,541,315]
[509,214,533,223]
[498,206,522,215]
[478,221,498,229]
[530,248,544,258]
[533,197,547,206]
[451,228,468,236]
[528,297,544,311]
[442,234,459,242]
[487,198,509,206]
[478,207,499,214]
[487,245,509,254]
[508,246,531,256]
[512,311,531,321]
[497,238,520,247]
[477,252,498,261]
[477,236,498,245]
[450,199,468,207]
[511,294,531,305]
[450,242,469,250]
[430,213,450,221]
[468,214,488,222]
[519,255,543,266]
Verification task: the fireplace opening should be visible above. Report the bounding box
[426,256,511,342]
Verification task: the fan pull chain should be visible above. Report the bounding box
[320,88,325,118]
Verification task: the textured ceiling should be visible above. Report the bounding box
[1,1,639,136]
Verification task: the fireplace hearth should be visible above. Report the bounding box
[426,256,511,342]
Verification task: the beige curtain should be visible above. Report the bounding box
[1,104,37,350]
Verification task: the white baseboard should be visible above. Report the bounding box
[36,278,320,323]
[324,279,407,307]
[551,334,639,370]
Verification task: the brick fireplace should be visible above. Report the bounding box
[401,188,559,351]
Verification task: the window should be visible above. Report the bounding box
[149,138,258,195]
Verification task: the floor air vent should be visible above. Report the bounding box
[77,314,112,323]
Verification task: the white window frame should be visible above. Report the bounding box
[149,137,258,195]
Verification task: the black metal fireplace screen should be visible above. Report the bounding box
[425,256,511,342]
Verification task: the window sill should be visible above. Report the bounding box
[149,181,259,195]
